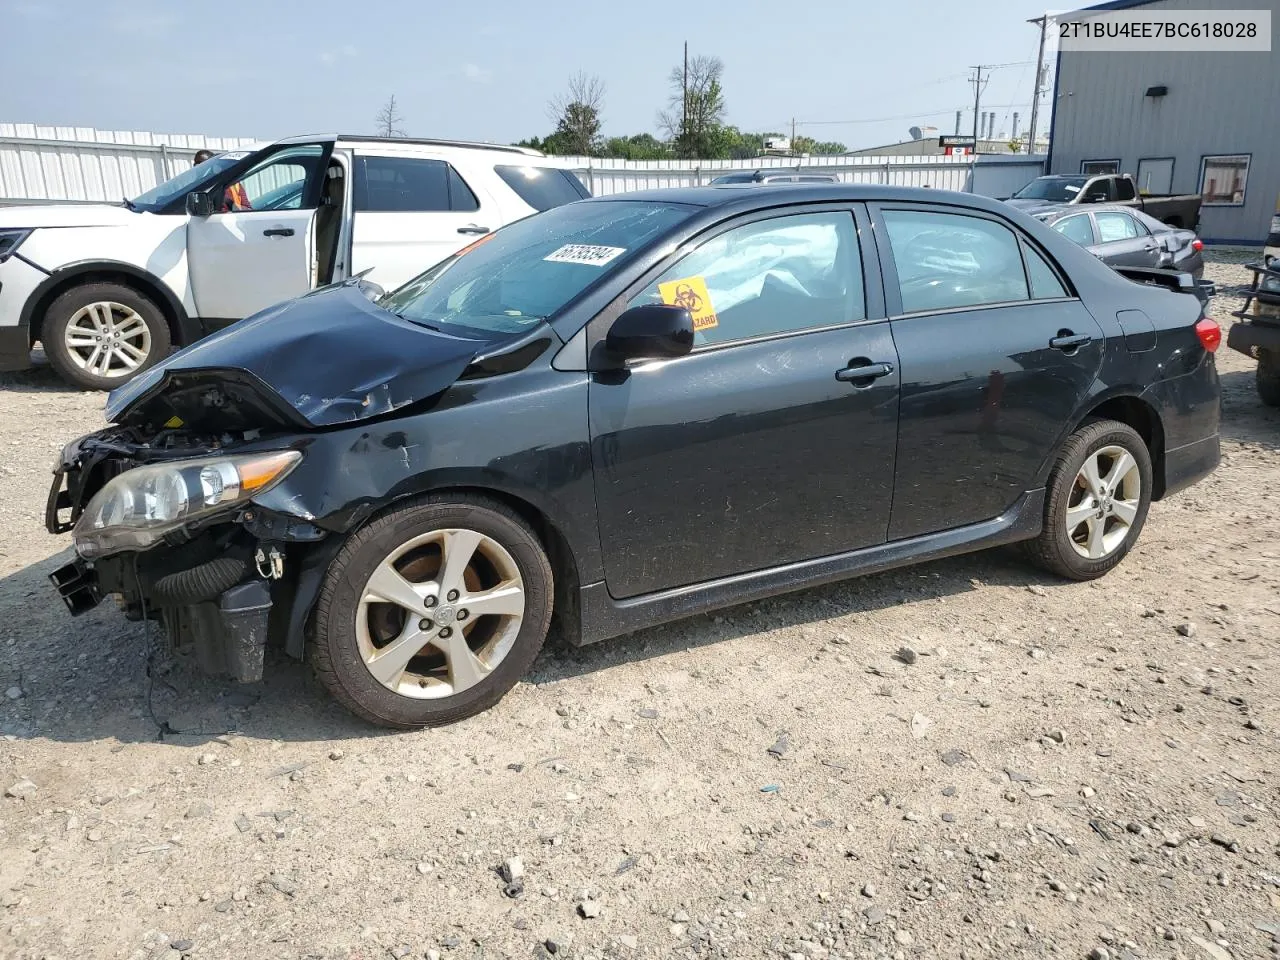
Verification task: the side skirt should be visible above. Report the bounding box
[573,489,1046,646]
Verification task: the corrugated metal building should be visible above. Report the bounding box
[1048,0,1278,244]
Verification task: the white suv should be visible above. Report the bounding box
[0,134,589,389]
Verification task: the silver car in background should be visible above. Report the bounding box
[1037,204,1204,279]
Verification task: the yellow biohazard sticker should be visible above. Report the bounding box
[658,275,719,332]
[164,415,184,428]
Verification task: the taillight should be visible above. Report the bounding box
[1192,238,1203,252]
[1195,317,1221,352]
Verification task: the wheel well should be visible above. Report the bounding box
[27,270,182,348]
[1083,395,1167,498]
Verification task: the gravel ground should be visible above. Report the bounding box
[1,255,1278,960]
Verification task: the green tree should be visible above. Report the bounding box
[547,72,605,156]
[658,53,727,159]
[601,133,669,160]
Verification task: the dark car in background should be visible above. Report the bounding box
[1040,204,1205,278]
[45,185,1222,729]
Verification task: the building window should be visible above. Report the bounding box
[1199,155,1249,206]
[1081,159,1119,176]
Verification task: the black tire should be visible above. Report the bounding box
[1257,349,1280,408]
[1025,419,1153,581]
[42,282,170,390]
[310,495,554,728]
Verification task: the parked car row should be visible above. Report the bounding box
[45,182,1222,728]
[1007,173,1203,230]
[0,135,589,389]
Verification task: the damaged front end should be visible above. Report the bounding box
[43,279,559,689]
[46,425,320,683]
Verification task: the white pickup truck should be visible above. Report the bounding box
[0,134,589,388]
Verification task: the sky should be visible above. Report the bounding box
[1,0,1062,152]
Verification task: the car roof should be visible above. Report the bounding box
[584,183,1012,215]
[273,133,546,158]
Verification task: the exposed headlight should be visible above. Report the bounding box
[0,229,32,262]
[72,451,301,559]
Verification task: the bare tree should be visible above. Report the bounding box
[547,72,606,156]
[658,53,726,158]
[375,95,406,138]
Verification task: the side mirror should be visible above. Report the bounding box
[604,304,695,365]
[186,190,216,217]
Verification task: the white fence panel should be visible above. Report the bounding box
[0,124,1045,204]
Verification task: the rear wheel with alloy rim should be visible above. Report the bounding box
[1026,419,1153,580]
[311,496,554,728]
[42,282,170,390]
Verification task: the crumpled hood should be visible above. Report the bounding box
[106,285,489,430]
[0,202,139,228]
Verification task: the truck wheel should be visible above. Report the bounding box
[43,282,170,390]
[310,495,554,728]
[1258,349,1280,408]
[1024,419,1152,581]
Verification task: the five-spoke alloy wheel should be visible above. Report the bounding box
[1027,419,1153,580]
[311,496,553,728]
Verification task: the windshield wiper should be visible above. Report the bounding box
[121,196,139,212]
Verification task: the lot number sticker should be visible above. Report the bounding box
[543,244,627,266]
[658,275,719,331]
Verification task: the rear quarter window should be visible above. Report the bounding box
[495,165,591,211]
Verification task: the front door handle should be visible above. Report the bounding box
[263,227,295,237]
[457,225,490,235]
[835,361,894,384]
[1050,331,1093,351]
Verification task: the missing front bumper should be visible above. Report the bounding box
[48,556,274,683]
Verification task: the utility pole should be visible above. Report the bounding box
[1027,15,1048,152]
[682,41,689,148]
[970,65,985,154]
[790,117,797,149]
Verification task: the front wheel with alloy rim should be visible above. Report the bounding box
[42,282,170,390]
[1026,418,1153,581]
[310,496,554,728]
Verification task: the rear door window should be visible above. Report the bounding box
[494,165,590,211]
[1021,241,1069,300]
[1096,212,1142,243]
[1114,178,1137,201]
[355,156,481,212]
[881,209,1029,313]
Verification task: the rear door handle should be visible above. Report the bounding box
[263,227,294,237]
[835,361,894,383]
[457,225,490,235]
[1050,331,1093,351]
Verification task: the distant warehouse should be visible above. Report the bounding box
[1047,0,1278,245]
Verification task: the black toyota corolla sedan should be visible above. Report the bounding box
[46,185,1222,728]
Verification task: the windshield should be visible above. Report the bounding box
[378,200,695,337]
[1013,177,1088,201]
[131,152,249,212]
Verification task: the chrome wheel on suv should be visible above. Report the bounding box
[43,282,170,390]
[64,301,153,379]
